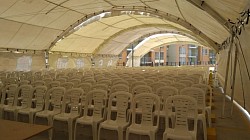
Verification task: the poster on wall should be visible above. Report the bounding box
[76,58,84,69]
[57,58,68,69]
[16,56,32,71]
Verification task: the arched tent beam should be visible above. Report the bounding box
[93,24,211,55]
[48,6,220,53]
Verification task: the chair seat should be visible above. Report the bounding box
[127,124,158,135]
[76,116,103,124]
[101,120,129,130]
[4,106,26,112]
[18,108,43,114]
[54,113,79,121]
[164,128,195,139]
[36,110,60,117]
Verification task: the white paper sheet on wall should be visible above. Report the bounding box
[57,58,68,69]
[76,58,84,68]
[16,56,32,71]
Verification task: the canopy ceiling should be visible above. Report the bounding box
[0,0,248,55]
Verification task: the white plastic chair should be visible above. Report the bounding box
[69,79,81,87]
[150,82,167,93]
[61,82,74,90]
[178,80,194,87]
[110,84,129,94]
[34,87,65,140]
[131,85,152,96]
[192,83,213,127]
[92,84,109,91]
[17,86,47,123]
[98,91,132,140]
[53,88,83,140]
[4,85,33,121]
[126,93,160,140]
[171,83,187,93]
[32,80,45,87]
[180,87,207,140]
[0,84,18,119]
[130,81,146,93]
[163,95,198,140]
[74,89,107,140]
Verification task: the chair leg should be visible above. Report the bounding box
[98,126,102,140]
[117,128,123,140]
[92,123,98,140]
[74,122,78,140]
[68,120,73,140]
[125,129,130,140]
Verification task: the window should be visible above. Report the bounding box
[179,47,186,54]
[202,48,208,55]
[16,56,32,71]
[179,57,186,63]
[75,59,84,69]
[57,58,68,69]
[155,52,164,60]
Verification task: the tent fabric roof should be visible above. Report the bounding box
[129,33,200,58]
[0,0,248,55]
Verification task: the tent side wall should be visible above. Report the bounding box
[217,14,250,112]
[0,52,45,71]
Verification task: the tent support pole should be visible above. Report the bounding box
[222,34,234,117]
[132,45,134,67]
[230,42,238,117]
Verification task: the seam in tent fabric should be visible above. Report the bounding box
[237,56,246,109]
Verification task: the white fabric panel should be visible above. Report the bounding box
[0,19,61,50]
[107,0,145,6]
[177,0,230,44]
[143,0,184,19]
[62,0,111,15]
[205,0,248,22]
[75,22,122,39]
[51,34,104,53]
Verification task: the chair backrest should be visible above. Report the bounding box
[69,79,81,87]
[180,87,206,112]
[33,86,47,110]
[19,80,30,86]
[18,85,34,108]
[107,91,132,122]
[158,79,173,85]
[32,80,45,87]
[91,84,108,91]
[110,84,129,94]
[131,85,152,96]
[178,80,194,87]
[55,78,67,84]
[77,83,92,94]
[171,83,187,92]
[131,93,160,126]
[61,82,74,89]
[47,81,60,89]
[150,82,167,93]
[192,84,212,106]
[144,79,155,86]
[62,88,83,115]
[44,87,65,112]
[165,95,197,131]
[112,80,129,86]
[2,84,18,106]
[130,81,147,92]
[43,78,53,83]
[156,86,178,101]
[83,89,107,118]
